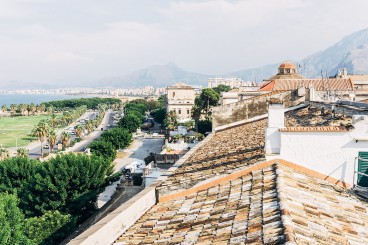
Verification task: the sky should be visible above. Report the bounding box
[0,0,368,86]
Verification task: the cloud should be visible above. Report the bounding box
[0,0,368,85]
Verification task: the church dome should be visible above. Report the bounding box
[279,61,296,69]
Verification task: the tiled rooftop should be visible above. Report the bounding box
[116,162,368,244]
[280,126,349,132]
[157,106,352,196]
[157,119,267,195]
[260,78,354,91]
[285,106,352,128]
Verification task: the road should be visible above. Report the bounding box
[28,110,111,158]
[67,110,115,153]
[113,137,164,173]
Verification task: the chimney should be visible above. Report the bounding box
[265,100,284,155]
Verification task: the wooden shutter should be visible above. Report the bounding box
[358,152,368,187]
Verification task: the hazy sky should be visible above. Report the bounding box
[1,0,368,85]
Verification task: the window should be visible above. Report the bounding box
[358,152,368,187]
[287,69,290,73]
[187,110,190,114]
[172,92,175,98]
[178,110,181,114]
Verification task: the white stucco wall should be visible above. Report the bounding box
[265,104,284,154]
[279,130,368,186]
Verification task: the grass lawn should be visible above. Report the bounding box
[0,115,50,148]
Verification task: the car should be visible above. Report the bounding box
[43,144,50,149]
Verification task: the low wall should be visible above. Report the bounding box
[212,90,301,129]
[68,187,156,245]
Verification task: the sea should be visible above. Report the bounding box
[0,93,93,106]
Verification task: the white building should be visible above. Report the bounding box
[265,103,368,188]
[165,82,195,121]
[208,77,249,88]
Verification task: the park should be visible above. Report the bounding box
[0,115,50,148]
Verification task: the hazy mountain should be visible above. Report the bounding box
[227,28,368,81]
[225,63,279,82]
[302,28,368,77]
[98,63,211,88]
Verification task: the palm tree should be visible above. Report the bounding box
[0,148,9,160]
[74,124,84,138]
[1,105,7,113]
[17,148,29,158]
[10,104,17,114]
[26,104,32,116]
[18,104,26,116]
[85,121,94,134]
[30,103,37,115]
[32,121,49,156]
[46,105,54,115]
[48,130,57,153]
[49,114,58,127]
[38,104,46,114]
[191,105,202,132]
[61,131,71,148]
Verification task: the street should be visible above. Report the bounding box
[27,110,112,158]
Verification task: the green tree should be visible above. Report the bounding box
[151,108,166,125]
[100,128,132,150]
[74,124,84,138]
[164,110,178,130]
[1,104,7,113]
[61,132,71,148]
[49,114,58,127]
[25,210,75,245]
[0,193,31,245]
[118,114,141,133]
[10,104,17,114]
[32,121,49,156]
[197,120,212,134]
[146,100,159,111]
[213,84,231,95]
[17,148,29,158]
[0,148,9,160]
[24,154,113,220]
[48,130,57,153]
[85,121,94,134]
[0,157,37,195]
[90,140,116,160]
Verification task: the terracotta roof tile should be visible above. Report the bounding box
[260,78,354,91]
[115,162,368,244]
[280,126,349,132]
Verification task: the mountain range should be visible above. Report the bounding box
[101,28,368,88]
[3,28,368,89]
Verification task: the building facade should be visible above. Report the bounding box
[165,82,195,121]
[208,77,254,88]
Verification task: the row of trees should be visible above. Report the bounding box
[41,97,121,111]
[1,98,121,117]
[1,103,50,116]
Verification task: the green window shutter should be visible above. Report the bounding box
[358,152,368,187]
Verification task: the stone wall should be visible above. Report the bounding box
[212,90,303,129]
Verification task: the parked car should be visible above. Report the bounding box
[43,144,50,149]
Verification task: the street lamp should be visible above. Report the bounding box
[1,132,18,149]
